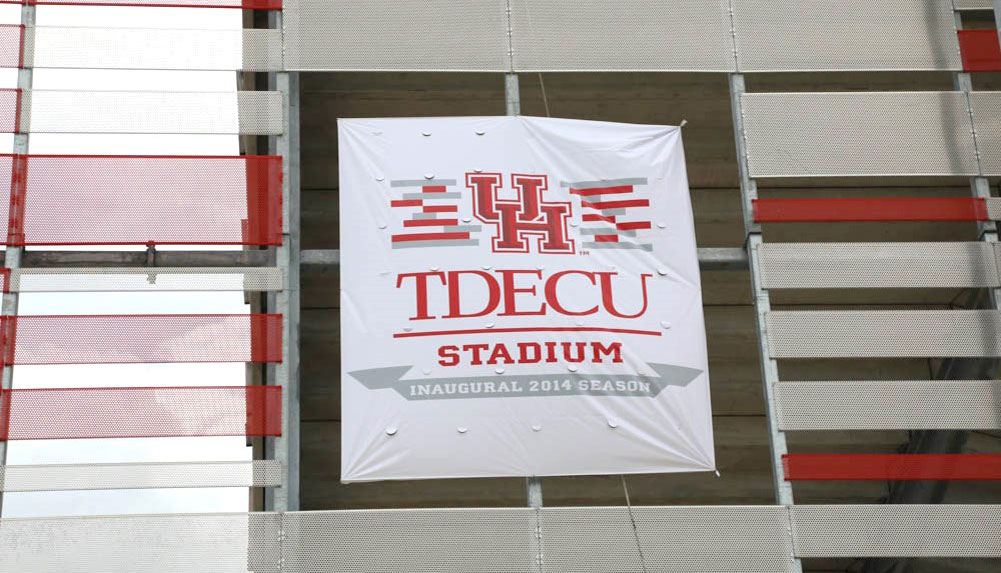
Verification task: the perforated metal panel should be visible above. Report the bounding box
[0,460,282,492]
[540,506,796,572]
[733,0,961,71]
[0,513,282,572]
[509,0,735,72]
[282,0,510,71]
[790,505,1001,557]
[281,509,538,572]
[988,198,1001,220]
[757,242,1000,289]
[741,92,979,177]
[766,310,1001,358]
[8,268,283,292]
[20,90,282,134]
[22,27,282,71]
[775,380,1001,430]
[971,91,1001,176]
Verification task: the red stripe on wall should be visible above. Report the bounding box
[753,197,989,222]
[0,386,281,440]
[593,235,619,242]
[959,29,1001,72]
[583,214,616,223]
[616,221,651,230]
[391,199,422,208]
[422,186,447,193]
[423,205,457,213]
[783,454,1001,480]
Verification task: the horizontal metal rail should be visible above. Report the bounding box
[0,460,282,491]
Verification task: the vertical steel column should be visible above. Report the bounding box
[264,9,300,513]
[955,11,1001,308]
[726,4,801,562]
[994,1,1001,44]
[0,2,32,518]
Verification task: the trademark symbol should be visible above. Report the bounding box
[580,250,590,255]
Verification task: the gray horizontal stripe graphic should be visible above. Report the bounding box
[349,363,702,400]
[391,239,479,249]
[584,242,653,251]
[581,228,638,237]
[412,213,439,220]
[391,179,458,187]
[401,192,461,200]
[561,177,648,189]
[443,225,483,233]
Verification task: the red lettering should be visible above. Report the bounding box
[487,344,515,365]
[463,344,490,365]
[443,271,501,319]
[545,270,599,316]
[497,270,546,316]
[562,341,587,363]
[518,342,541,364]
[591,342,623,363]
[597,272,652,319]
[397,272,446,320]
[544,341,558,363]
[438,345,460,367]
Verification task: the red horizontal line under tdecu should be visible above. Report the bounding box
[783,454,1001,481]
[394,327,662,338]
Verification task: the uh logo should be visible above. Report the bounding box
[466,172,575,255]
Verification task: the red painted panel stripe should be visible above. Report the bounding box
[391,199,422,208]
[594,235,619,242]
[0,314,281,365]
[616,221,651,230]
[0,89,18,134]
[753,197,989,222]
[582,199,649,210]
[959,29,1001,72]
[0,25,23,69]
[583,213,616,223]
[423,205,457,213]
[0,1,280,8]
[570,186,634,197]
[783,454,1001,481]
[0,386,281,440]
[391,232,469,242]
[422,186,447,193]
[403,218,459,227]
[0,154,282,245]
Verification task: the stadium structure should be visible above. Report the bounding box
[1,1,1001,572]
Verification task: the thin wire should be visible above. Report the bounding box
[620,475,648,573]
[538,73,551,117]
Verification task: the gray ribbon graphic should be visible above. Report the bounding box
[348,363,703,401]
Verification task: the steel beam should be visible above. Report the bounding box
[0,2,33,519]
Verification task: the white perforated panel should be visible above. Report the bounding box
[954,0,993,9]
[509,0,735,72]
[282,0,510,71]
[971,92,1001,176]
[767,310,1001,358]
[0,461,282,492]
[757,242,1000,289]
[791,505,1001,557]
[0,513,282,572]
[9,267,283,292]
[24,27,282,71]
[21,90,282,135]
[741,92,979,177]
[775,380,1001,430]
[733,0,961,71]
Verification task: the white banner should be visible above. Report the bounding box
[339,116,713,481]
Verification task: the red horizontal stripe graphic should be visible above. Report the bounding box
[422,186,447,193]
[570,186,634,197]
[391,232,469,242]
[616,221,651,230]
[0,0,281,8]
[423,205,457,213]
[583,214,616,223]
[391,199,422,208]
[0,314,281,365]
[0,386,281,440]
[394,327,662,338]
[582,199,650,210]
[594,235,619,242]
[753,197,989,222]
[959,29,1001,72]
[783,454,1001,481]
[0,154,282,245]
[403,219,459,227]
[0,89,18,134]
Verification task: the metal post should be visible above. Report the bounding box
[727,73,802,572]
[504,71,540,508]
[0,2,32,518]
[264,10,301,513]
[994,1,1001,46]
